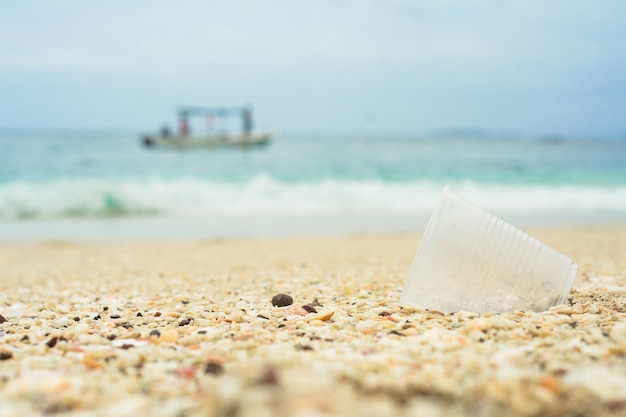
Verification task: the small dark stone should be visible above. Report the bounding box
[107,334,117,340]
[42,403,72,414]
[378,311,392,317]
[120,344,134,350]
[154,312,162,317]
[389,330,404,336]
[20,335,29,342]
[59,336,68,342]
[204,361,224,376]
[278,324,286,328]
[93,314,101,320]
[0,314,7,324]
[271,293,293,307]
[110,314,121,319]
[258,366,279,386]
[197,330,207,335]
[0,352,13,360]
[256,314,270,320]
[103,306,109,312]
[136,312,143,317]
[181,300,190,305]
[46,337,58,348]
[309,298,323,307]
[608,401,625,413]
[149,330,161,337]
[73,316,80,322]
[302,304,317,314]
[117,323,133,329]
[179,318,192,326]
[294,344,314,351]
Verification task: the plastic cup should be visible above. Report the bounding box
[401,186,577,313]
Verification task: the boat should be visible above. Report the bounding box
[141,105,274,149]
[142,130,273,148]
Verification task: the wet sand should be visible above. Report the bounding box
[1,226,625,416]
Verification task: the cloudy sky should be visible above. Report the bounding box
[1,1,625,135]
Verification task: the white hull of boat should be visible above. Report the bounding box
[142,131,273,149]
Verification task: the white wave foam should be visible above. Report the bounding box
[0,176,625,220]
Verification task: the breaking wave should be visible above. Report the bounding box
[1,175,625,220]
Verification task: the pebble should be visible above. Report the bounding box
[272,293,294,307]
[45,337,59,348]
[159,329,178,343]
[285,305,308,316]
[307,311,334,322]
[204,360,224,376]
[74,323,90,334]
[1,303,26,318]
[302,304,318,313]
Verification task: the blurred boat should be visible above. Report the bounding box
[142,130,273,148]
[141,105,273,149]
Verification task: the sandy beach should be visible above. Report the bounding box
[1,225,626,417]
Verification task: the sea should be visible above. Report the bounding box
[1,130,625,241]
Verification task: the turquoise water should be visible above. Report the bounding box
[1,130,625,239]
[3,131,625,185]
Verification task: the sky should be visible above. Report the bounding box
[1,0,625,135]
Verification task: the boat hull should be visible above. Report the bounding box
[142,131,273,149]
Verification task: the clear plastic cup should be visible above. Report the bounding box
[401,186,577,313]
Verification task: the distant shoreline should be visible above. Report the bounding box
[1,127,625,142]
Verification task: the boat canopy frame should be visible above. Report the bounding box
[178,106,253,133]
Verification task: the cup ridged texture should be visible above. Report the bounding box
[401,186,577,313]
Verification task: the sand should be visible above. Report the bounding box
[1,226,626,417]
